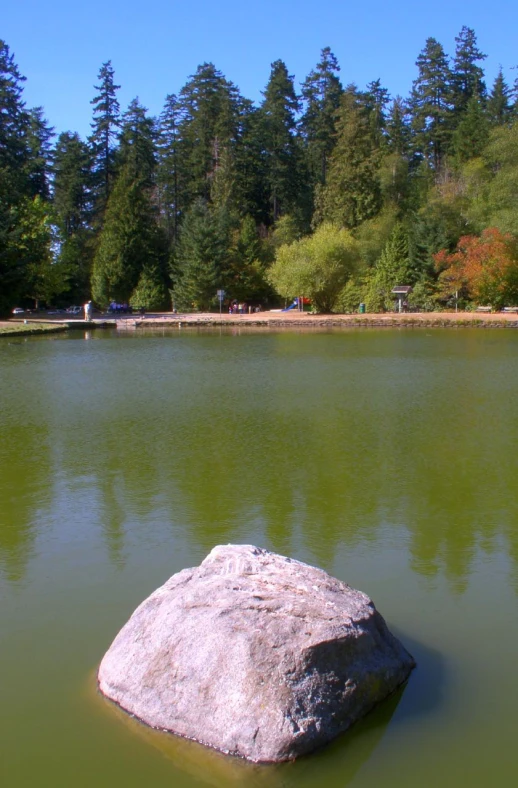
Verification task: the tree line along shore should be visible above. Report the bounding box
[2,28,518,319]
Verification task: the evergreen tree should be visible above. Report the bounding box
[0,40,32,313]
[91,162,165,306]
[451,27,486,116]
[316,88,381,228]
[89,61,121,216]
[176,63,243,206]
[232,104,270,224]
[364,223,412,311]
[157,93,182,242]
[407,213,443,280]
[386,97,411,156]
[0,40,30,192]
[380,96,412,209]
[363,78,390,147]
[53,132,91,236]
[25,107,54,199]
[130,264,169,310]
[260,60,305,222]
[451,95,489,164]
[300,47,342,186]
[52,131,93,300]
[118,98,156,185]
[226,214,270,302]
[172,198,228,310]
[487,68,512,126]
[408,38,453,171]
[512,72,518,115]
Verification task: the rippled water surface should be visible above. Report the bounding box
[1,327,518,787]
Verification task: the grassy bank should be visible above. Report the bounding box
[0,321,68,338]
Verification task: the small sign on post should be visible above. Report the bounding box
[217,289,225,317]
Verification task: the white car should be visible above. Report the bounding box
[12,307,24,315]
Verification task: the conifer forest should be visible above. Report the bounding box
[2,28,518,316]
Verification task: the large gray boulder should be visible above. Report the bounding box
[98,545,414,762]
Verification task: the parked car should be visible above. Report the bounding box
[12,307,24,315]
[66,306,82,314]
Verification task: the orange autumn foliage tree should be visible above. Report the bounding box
[434,228,518,308]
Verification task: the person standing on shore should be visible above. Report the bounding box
[84,301,92,321]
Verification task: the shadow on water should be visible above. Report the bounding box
[387,632,446,723]
[88,631,443,788]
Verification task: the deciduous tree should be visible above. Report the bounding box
[434,227,518,308]
[269,223,360,312]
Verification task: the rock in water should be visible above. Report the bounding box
[98,545,414,762]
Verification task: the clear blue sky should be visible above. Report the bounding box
[3,1,518,139]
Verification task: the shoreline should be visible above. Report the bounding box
[0,321,68,338]
[4,310,518,335]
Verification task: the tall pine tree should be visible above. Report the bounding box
[451,27,486,116]
[89,61,121,218]
[316,88,381,228]
[409,38,453,171]
[487,68,512,126]
[157,93,182,243]
[172,198,228,310]
[300,47,342,187]
[52,131,93,300]
[260,60,306,223]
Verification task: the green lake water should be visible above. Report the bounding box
[1,327,518,787]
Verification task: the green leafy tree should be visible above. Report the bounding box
[478,123,518,235]
[269,223,360,312]
[19,196,68,308]
[300,47,342,186]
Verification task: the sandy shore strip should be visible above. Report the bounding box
[110,310,518,329]
[4,310,518,333]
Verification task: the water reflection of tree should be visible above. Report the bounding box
[50,331,518,591]
[0,421,50,582]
